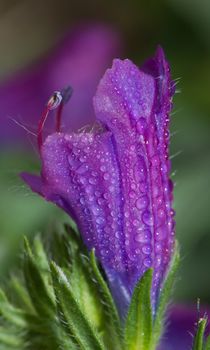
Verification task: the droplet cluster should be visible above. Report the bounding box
[94,51,175,310]
[43,131,126,270]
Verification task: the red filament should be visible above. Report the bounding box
[37,91,62,151]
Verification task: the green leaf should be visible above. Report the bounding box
[0,327,23,347]
[193,317,207,350]
[124,269,153,350]
[70,250,103,331]
[33,235,50,273]
[9,276,34,313]
[205,335,210,350]
[151,241,180,349]
[23,237,55,317]
[90,250,123,350]
[50,261,106,350]
[0,300,28,328]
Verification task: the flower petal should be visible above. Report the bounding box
[94,49,175,309]
[26,132,130,272]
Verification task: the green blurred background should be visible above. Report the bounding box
[0,0,209,305]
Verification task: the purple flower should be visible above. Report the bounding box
[158,304,210,350]
[22,47,175,315]
[0,24,120,145]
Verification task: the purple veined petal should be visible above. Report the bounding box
[94,48,175,311]
[158,304,210,350]
[0,24,121,145]
[22,131,129,272]
[21,173,43,195]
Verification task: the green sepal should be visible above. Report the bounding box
[23,237,55,317]
[66,232,103,330]
[124,268,153,350]
[193,317,207,350]
[205,335,210,350]
[90,250,123,350]
[0,327,24,347]
[9,276,34,313]
[33,235,50,274]
[151,241,180,349]
[50,261,106,350]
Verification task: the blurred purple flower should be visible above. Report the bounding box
[0,24,121,145]
[22,47,175,315]
[158,304,210,350]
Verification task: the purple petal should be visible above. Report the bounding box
[94,49,175,309]
[0,24,121,144]
[21,173,44,195]
[26,131,130,270]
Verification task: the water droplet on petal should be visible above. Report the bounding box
[103,173,109,180]
[89,177,97,185]
[136,195,149,210]
[155,226,167,241]
[151,155,160,167]
[142,244,152,255]
[136,117,147,134]
[96,216,106,225]
[142,210,153,226]
[135,230,151,243]
[143,257,152,267]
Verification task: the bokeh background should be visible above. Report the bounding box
[0,0,209,306]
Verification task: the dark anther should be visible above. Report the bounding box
[61,86,73,104]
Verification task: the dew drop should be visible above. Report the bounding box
[135,230,151,243]
[155,196,163,207]
[155,226,167,241]
[79,197,85,205]
[142,210,153,226]
[92,205,100,215]
[100,165,106,172]
[142,244,152,255]
[96,216,106,225]
[86,185,93,194]
[143,257,152,267]
[109,185,115,193]
[125,239,129,246]
[170,208,176,217]
[139,182,148,193]
[133,219,140,227]
[155,242,163,253]
[97,198,104,205]
[136,195,149,210]
[155,255,162,268]
[103,173,109,180]
[158,208,166,219]
[136,117,147,134]
[88,177,97,185]
[95,190,101,197]
[151,155,160,167]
